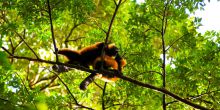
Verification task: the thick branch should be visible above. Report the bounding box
[117,75,209,110]
[7,55,209,110]
[161,1,169,109]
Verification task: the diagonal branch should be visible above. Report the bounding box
[14,31,39,59]
[6,54,209,110]
[165,33,189,52]
[65,23,82,42]
[166,89,220,106]
[104,0,122,44]
[66,37,86,43]
[1,47,13,56]
[50,71,94,110]
[94,81,104,90]
[15,72,38,110]
[118,75,209,110]
[101,0,123,69]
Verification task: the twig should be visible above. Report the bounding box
[113,0,117,5]
[51,71,94,110]
[15,72,38,110]
[66,37,86,43]
[101,0,123,69]
[14,31,39,59]
[1,47,13,56]
[65,23,82,42]
[102,82,107,110]
[47,0,59,62]
[0,97,25,108]
[121,0,127,4]
[93,81,104,90]
[148,70,162,76]
[166,89,220,106]
[40,75,57,91]
[104,0,122,44]
[165,33,189,52]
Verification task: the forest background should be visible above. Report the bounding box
[0,0,220,110]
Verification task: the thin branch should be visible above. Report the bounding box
[94,81,104,90]
[65,37,86,43]
[104,0,122,44]
[165,33,189,52]
[102,82,107,110]
[1,47,13,56]
[8,55,209,110]
[14,31,39,59]
[105,104,122,109]
[47,0,59,62]
[85,22,107,34]
[40,75,57,91]
[14,39,23,50]
[101,0,123,69]
[0,97,26,108]
[50,71,94,110]
[15,72,38,110]
[121,0,127,4]
[9,37,14,50]
[0,97,10,102]
[113,0,117,5]
[148,70,162,76]
[50,71,77,104]
[65,23,82,43]
[166,89,220,106]
[145,22,161,33]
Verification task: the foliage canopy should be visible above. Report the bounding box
[0,0,219,110]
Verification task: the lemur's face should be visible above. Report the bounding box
[106,44,119,56]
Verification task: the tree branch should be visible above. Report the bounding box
[65,37,86,43]
[102,82,107,110]
[101,0,123,69]
[51,71,94,110]
[104,0,122,44]
[1,47,13,56]
[15,72,38,110]
[14,31,39,59]
[161,0,170,109]
[166,89,220,106]
[6,55,209,110]
[165,33,189,52]
[47,0,59,62]
[64,23,82,47]
[117,75,209,110]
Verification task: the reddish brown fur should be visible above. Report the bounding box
[93,56,126,82]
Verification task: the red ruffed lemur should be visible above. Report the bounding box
[79,54,126,90]
[57,42,126,90]
[57,42,118,67]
